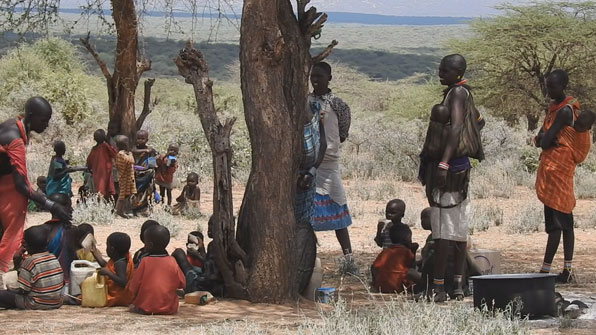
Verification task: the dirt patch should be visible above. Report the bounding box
[3,180,596,334]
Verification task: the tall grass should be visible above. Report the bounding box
[297,298,529,335]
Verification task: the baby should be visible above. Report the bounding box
[574,110,595,132]
[421,104,450,160]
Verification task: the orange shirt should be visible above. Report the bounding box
[105,253,134,307]
[536,97,591,214]
[127,255,185,315]
[371,245,414,293]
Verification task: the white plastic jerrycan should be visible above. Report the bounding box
[70,260,100,296]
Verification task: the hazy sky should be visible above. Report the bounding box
[57,0,532,17]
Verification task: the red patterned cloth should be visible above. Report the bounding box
[536,97,591,214]
[86,142,117,197]
[0,135,29,272]
[371,245,414,293]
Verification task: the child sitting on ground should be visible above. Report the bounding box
[132,220,160,268]
[155,143,179,206]
[173,172,201,215]
[46,140,87,197]
[0,225,64,310]
[91,232,134,307]
[75,223,96,262]
[86,129,117,200]
[371,223,417,293]
[114,135,136,218]
[375,199,406,248]
[172,231,207,294]
[127,225,185,315]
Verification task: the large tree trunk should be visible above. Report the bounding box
[176,0,335,303]
[81,0,153,141]
[236,0,318,303]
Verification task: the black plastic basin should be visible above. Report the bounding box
[471,273,557,317]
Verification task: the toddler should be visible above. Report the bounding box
[155,143,179,206]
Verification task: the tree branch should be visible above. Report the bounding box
[136,58,152,84]
[175,41,248,299]
[312,40,338,63]
[136,78,157,130]
[307,12,328,39]
[80,32,112,81]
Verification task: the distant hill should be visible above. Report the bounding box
[325,12,471,25]
[57,8,470,26]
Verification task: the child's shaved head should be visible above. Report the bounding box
[139,220,159,242]
[386,199,406,222]
[421,207,433,231]
[116,135,129,151]
[431,104,450,124]
[575,110,595,132]
[53,140,66,156]
[144,225,170,253]
[24,225,49,254]
[94,129,106,143]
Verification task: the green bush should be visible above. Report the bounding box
[0,38,101,124]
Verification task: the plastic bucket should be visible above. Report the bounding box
[316,287,336,304]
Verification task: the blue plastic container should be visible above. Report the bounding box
[316,287,336,304]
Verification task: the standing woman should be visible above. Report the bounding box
[0,97,72,277]
[309,62,356,268]
[535,70,590,283]
[422,54,484,302]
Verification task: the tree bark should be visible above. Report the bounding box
[82,0,152,142]
[236,0,314,303]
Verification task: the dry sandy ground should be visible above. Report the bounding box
[2,180,596,334]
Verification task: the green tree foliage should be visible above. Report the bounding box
[0,38,99,124]
[450,1,596,130]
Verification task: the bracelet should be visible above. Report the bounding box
[438,162,450,170]
[44,199,56,210]
[307,167,317,176]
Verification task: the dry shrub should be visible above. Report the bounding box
[469,203,503,235]
[508,202,543,234]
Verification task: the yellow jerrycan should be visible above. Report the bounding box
[81,271,107,307]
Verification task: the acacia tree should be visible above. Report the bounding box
[2,0,337,302]
[175,0,337,302]
[1,0,159,140]
[450,1,596,130]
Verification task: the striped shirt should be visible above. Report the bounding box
[18,252,64,309]
[115,150,136,198]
